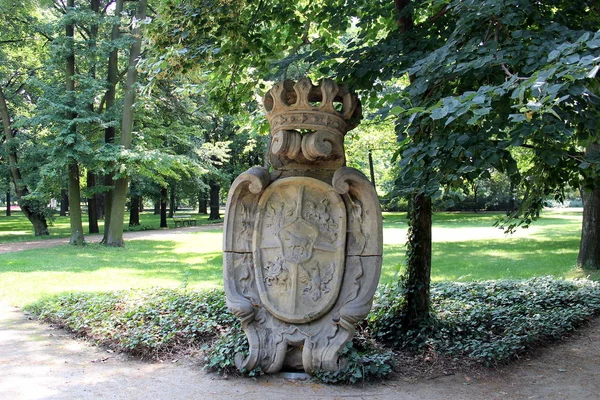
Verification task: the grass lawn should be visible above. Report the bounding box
[1,208,595,307]
[0,210,222,243]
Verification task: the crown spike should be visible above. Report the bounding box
[293,78,312,109]
[319,79,339,113]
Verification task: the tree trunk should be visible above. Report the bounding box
[87,172,99,233]
[403,192,432,328]
[105,0,147,246]
[577,188,600,269]
[198,190,207,214]
[209,180,220,220]
[168,185,176,218]
[6,191,10,216]
[60,190,69,216]
[0,84,49,235]
[577,142,600,270]
[68,163,85,245]
[160,187,168,228]
[129,194,140,226]
[22,205,49,236]
[394,0,431,329]
[473,183,479,213]
[101,0,123,243]
[106,178,128,246]
[102,175,113,241]
[96,192,104,220]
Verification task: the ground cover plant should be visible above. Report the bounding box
[369,277,600,365]
[23,277,600,383]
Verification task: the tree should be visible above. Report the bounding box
[65,0,85,245]
[104,0,147,247]
[0,0,52,236]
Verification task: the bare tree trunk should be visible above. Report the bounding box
[105,0,147,246]
[209,180,220,220]
[473,183,479,213]
[160,187,168,228]
[577,142,600,270]
[96,192,104,220]
[403,192,432,328]
[87,172,99,234]
[0,85,49,235]
[129,194,140,226]
[6,191,10,216]
[168,184,176,218]
[198,190,207,214]
[60,189,69,217]
[68,163,85,245]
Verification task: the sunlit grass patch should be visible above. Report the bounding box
[0,209,590,306]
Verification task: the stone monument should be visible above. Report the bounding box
[223,77,382,374]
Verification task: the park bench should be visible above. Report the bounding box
[171,214,197,228]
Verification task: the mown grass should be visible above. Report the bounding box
[1,209,595,307]
[0,210,222,243]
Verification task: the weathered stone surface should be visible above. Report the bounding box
[223,77,382,374]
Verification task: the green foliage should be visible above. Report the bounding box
[312,341,394,384]
[26,288,235,358]
[202,324,249,374]
[300,0,600,229]
[370,277,600,365]
[25,276,600,378]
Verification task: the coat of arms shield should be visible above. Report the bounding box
[253,177,346,324]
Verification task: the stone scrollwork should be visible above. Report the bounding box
[223,78,381,374]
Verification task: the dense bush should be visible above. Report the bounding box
[25,277,600,381]
[369,277,600,365]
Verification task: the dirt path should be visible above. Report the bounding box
[1,300,599,400]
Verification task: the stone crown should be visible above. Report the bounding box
[263,78,362,136]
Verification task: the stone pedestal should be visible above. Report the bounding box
[223,78,382,373]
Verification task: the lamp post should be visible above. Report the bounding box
[368,148,376,187]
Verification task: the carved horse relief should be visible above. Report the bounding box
[223,78,382,374]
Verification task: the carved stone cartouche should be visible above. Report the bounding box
[223,77,382,374]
